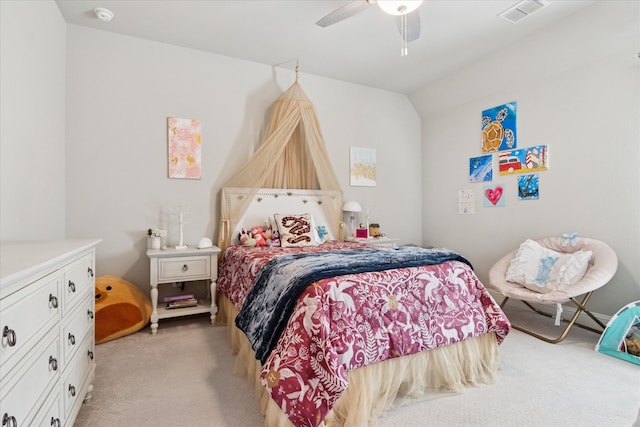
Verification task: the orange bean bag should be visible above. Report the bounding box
[95,275,152,344]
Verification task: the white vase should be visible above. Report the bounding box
[148,236,161,250]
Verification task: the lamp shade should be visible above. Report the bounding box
[377,0,423,16]
[343,200,362,212]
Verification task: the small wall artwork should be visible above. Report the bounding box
[469,154,493,183]
[168,117,201,180]
[458,189,475,214]
[518,174,539,200]
[482,102,517,153]
[498,144,549,175]
[484,184,505,207]
[350,147,376,187]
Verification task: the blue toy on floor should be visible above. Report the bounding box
[596,300,640,366]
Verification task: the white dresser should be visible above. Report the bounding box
[0,239,101,427]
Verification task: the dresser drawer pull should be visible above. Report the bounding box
[68,333,76,345]
[2,413,17,427]
[182,264,189,272]
[87,309,94,319]
[49,294,59,308]
[68,384,76,397]
[88,267,94,278]
[49,355,58,371]
[88,350,94,360]
[68,280,76,293]
[2,326,16,347]
[51,417,61,427]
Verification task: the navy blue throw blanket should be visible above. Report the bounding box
[235,246,471,364]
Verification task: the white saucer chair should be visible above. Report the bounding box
[488,235,618,343]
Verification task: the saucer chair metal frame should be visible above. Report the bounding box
[488,236,618,344]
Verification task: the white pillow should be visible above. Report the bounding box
[273,213,319,247]
[505,239,592,293]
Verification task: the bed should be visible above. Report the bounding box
[217,188,511,427]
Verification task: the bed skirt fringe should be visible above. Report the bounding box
[219,295,501,427]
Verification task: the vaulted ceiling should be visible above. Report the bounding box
[55,0,596,94]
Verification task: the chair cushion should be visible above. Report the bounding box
[505,239,592,293]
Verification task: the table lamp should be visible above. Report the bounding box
[343,200,362,237]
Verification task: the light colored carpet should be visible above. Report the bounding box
[75,305,640,426]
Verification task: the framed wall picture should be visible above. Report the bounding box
[350,147,376,187]
[168,117,201,179]
[518,174,539,200]
[484,184,505,207]
[498,145,549,175]
[482,102,517,153]
[469,154,493,182]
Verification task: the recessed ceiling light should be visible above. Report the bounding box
[94,7,114,22]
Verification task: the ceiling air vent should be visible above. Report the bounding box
[498,0,549,24]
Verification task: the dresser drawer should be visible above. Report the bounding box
[0,272,60,376]
[158,255,211,282]
[0,331,59,426]
[61,334,95,420]
[61,292,94,370]
[32,390,62,427]
[62,254,95,314]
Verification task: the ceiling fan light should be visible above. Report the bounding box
[377,0,423,16]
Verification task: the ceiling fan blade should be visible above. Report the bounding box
[315,1,372,27]
[396,10,421,42]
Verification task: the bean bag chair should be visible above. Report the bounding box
[95,275,152,344]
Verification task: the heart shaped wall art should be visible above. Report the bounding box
[484,185,505,207]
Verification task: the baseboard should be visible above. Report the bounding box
[487,290,612,330]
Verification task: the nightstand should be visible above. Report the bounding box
[345,236,400,247]
[147,245,221,334]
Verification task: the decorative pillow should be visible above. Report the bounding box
[274,213,318,247]
[505,239,592,293]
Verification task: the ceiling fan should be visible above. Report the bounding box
[315,0,423,56]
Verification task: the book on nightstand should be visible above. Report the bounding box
[166,299,198,309]
[165,296,198,309]
[163,293,195,303]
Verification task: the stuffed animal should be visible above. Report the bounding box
[626,337,640,357]
[95,275,152,344]
[267,227,281,247]
[239,229,256,247]
[317,225,329,242]
[250,225,268,247]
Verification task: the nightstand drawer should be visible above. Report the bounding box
[158,256,211,282]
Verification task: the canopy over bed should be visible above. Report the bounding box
[217,73,343,251]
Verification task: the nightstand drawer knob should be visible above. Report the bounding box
[87,309,94,319]
[49,355,58,371]
[88,350,94,360]
[68,384,76,397]
[51,416,61,427]
[68,280,76,292]
[2,326,16,347]
[182,264,189,272]
[68,333,76,345]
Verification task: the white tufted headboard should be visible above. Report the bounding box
[223,188,341,245]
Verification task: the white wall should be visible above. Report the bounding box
[0,0,67,240]
[64,26,421,291]
[411,1,640,315]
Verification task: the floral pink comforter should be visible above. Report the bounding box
[218,243,511,427]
